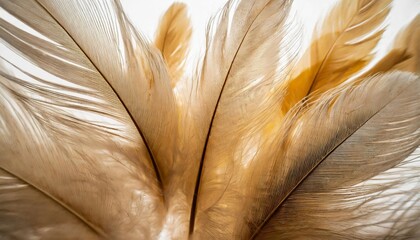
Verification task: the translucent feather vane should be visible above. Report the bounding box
[0,0,419,239]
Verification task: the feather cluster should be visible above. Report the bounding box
[0,0,419,239]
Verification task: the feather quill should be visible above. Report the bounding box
[154,2,192,87]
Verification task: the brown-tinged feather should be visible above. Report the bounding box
[190,0,300,238]
[281,0,391,115]
[155,2,192,87]
[36,0,179,190]
[0,0,165,238]
[256,73,420,239]
[362,15,419,77]
[392,15,419,73]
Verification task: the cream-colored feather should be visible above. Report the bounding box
[194,70,418,239]
[160,1,295,237]
[155,3,192,87]
[0,169,100,239]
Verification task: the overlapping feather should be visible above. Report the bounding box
[255,72,420,239]
[0,0,419,239]
[188,0,299,238]
[257,73,420,239]
[281,0,391,114]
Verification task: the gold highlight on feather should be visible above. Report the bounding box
[280,0,391,115]
[362,15,419,77]
[155,3,192,87]
[391,15,419,73]
[256,72,420,239]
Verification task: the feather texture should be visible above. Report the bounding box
[281,0,391,114]
[155,2,192,87]
[362,15,420,77]
[36,0,179,188]
[0,169,100,239]
[194,70,419,239]
[0,0,419,239]
[0,0,164,238]
[158,1,296,236]
[393,15,420,73]
[189,0,297,238]
[256,76,420,239]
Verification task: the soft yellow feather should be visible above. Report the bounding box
[155,3,192,87]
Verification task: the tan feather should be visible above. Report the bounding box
[281,0,391,115]
[393,15,420,73]
[157,1,296,237]
[362,15,420,77]
[36,0,179,188]
[1,0,419,239]
[155,2,192,87]
[0,0,164,238]
[190,0,301,238]
[195,70,418,239]
[0,169,100,239]
[256,74,420,239]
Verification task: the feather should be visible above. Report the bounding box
[0,169,100,239]
[149,1,297,236]
[393,15,420,73]
[192,70,418,239]
[362,15,420,77]
[0,0,164,238]
[189,0,301,238]
[281,0,391,115]
[154,2,192,87]
[35,0,179,187]
[256,77,420,239]
[1,0,419,238]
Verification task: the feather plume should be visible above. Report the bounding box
[36,0,179,187]
[281,0,391,114]
[1,0,419,239]
[194,70,419,239]
[153,1,296,236]
[362,15,420,77]
[393,15,420,73]
[188,1,298,238]
[256,74,420,239]
[155,2,192,87]
[0,0,164,238]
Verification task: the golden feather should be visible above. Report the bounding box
[281,0,391,115]
[155,3,192,87]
